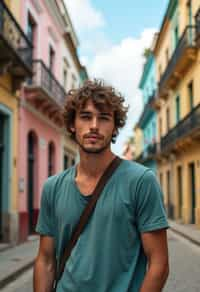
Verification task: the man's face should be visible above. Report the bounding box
[71,100,116,154]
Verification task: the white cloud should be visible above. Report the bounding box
[64,0,156,155]
[87,29,156,155]
[66,0,105,32]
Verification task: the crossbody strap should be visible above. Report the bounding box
[54,156,122,287]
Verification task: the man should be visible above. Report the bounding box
[34,79,169,292]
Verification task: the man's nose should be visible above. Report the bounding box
[90,117,99,129]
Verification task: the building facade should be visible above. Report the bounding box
[0,0,33,242]
[17,0,86,242]
[153,0,200,227]
[137,52,158,172]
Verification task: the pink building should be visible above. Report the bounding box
[18,0,79,241]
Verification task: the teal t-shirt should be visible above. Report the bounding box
[36,159,169,292]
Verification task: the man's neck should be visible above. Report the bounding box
[77,149,116,179]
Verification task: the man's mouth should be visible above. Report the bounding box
[85,134,101,139]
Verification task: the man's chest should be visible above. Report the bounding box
[54,185,135,236]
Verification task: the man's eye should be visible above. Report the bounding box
[81,115,90,119]
[100,116,109,120]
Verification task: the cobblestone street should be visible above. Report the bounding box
[2,230,200,292]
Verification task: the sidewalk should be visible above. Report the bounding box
[0,221,200,289]
[0,236,39,289]
[168,219,200,246]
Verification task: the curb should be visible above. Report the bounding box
[0,259,35,289]
[0,244,13,253]
[170,227,200,247]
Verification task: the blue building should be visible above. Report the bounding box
[137,52,157,172]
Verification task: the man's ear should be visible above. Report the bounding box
[70,126,75,133]
[69,122,75,133]
[112,128,117,136]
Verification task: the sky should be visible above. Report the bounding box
[65,0,168,155]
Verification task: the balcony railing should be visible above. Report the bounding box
[161,103,200,152]
[159,26,197,95]
[146,142,157,156]
[0,1,32,73]
[195,8,200,40]
[138,90,155,126]
[31,60,66,108]
[136,142,157,163]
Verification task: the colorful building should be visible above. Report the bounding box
[133,125,143,161]
[153,0,200,227]
[136,51,158,172]
[0,0,33,243]
[17,0,85,241]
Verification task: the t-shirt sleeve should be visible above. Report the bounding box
[35,179,55,237]
[135,170,169,233]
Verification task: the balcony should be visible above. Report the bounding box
[160,103,200,153]
[136,143,157,163]
[0,1,32,89]
[148,90,161,110]
[138,91,156,127]
[146,142,157,157]
[159,26,198,98]
[24,60,67,125]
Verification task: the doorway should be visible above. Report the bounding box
[177,166,183,220]
[27,131,37,234]
[0,113,5,239]
[189,162,196,224]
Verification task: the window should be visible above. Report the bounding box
[188,81,194,110]
[166,107,170,131]
[63,69,67,90]
[196,8,200,36]
[174,25,179,48]
[160,173,163,189]
[49,46,55,73]
[48,142,55,177]
[27,13,36,58]
[71,74,77,89]
[159,64,162,80]
[167,170,171,206]
[165,48,169,65]
[176,95,180,123]
[159,117,162,138]
[63,154,68,169]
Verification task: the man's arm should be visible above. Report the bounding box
[33,235,56,292]
[140,229,169,292]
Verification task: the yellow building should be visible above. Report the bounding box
[153,0,200,227]
[133,125,143,161]
[0,0,32,242]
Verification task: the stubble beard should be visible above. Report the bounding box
[75,134,113,154]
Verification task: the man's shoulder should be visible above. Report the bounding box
[119,159,150,180]
[43,166,74,192]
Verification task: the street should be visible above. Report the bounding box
[2,230,200,292]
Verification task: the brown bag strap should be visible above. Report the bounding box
[54,156,122,287]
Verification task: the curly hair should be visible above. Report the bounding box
[63,79,129,143]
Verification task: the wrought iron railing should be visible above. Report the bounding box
[138,90,155,126]
[195,9,200,38]
[146,142,157,156]
[31,60,66,108]
[159,26,197,91]
[0,1,32,69]
[161,103,200,151]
